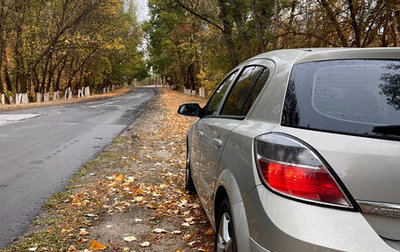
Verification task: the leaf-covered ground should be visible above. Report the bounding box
[2,88,212,252]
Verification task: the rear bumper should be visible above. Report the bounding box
[244,185,397,252]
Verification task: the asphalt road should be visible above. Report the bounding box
[0,87,156,246]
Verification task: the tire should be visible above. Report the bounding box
[215,198,237,252]
[185,152,197,195]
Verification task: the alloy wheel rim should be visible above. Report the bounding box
[217,212,233,252]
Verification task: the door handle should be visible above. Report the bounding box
[213,139,223,147]
[198,131,204,137]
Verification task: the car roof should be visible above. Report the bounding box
[247,47,400,66]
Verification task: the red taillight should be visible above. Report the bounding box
[255,133,352,208]
[259,159,346,204]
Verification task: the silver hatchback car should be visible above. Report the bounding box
[178,48,400,252]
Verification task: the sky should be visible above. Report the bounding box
[135,0,150,23]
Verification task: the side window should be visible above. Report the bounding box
[240,68,270,115]
[204,71,238,116]
[221,66,267,116]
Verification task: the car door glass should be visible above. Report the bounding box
[221,66,265,116]
[239,68,270,115]
[204,71,237,116]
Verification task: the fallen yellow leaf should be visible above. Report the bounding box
[152,228,167,233]
[89,240,107,251]
[204,228,214,235]
[79,229,89,236]
[115,174,124,182]
[147,202,158,209]
[77,237,89,244]
[134,196,143,202]
[123,236,137,242]
[140,241,150,247]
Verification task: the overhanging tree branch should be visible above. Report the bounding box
[318,0,348,47]
[175,0,224,32]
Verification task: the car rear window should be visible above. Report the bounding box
[204,71,238,116]
[282,59,400,140]
[240,68,270,115]
[221,66,269,116]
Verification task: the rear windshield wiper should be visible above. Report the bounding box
[373,125,400,136]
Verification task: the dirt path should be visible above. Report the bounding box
[3,89,213,252]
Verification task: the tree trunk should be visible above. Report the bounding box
[319,0,348,47]
[53,91,59,101]
[385,0,398,46]
[231,0,251,58]
[36,92,42,103]
[55,56,67,93]
[250,0,265,53]
[33,67,40,94]
[3,53,12,104]
[187,63,196,91]
[40,53,51,94]
[0,52,4,96]
[15,93,21,104]
[45,55,55,94]
[219,0,239,67]
[21,93,28,104]
[394,4,400,46]
[54,66,63,93]
[347,0,361,47]
[77,67,84,95]
[273,0,280,49]
[4,63,11,92]
[43,92,50,102]
[0,0,5,96]
[13,0,28,94]
[65,87,72,99]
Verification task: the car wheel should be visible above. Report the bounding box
[215,198,237,252]
[185,153,196,195]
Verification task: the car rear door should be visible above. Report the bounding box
[192,71,238,211]
[199,62,272,215]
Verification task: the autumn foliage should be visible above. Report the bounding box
[0,0,147,105]
[146,0,400,92]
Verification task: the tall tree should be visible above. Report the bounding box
[0,0,148,104]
